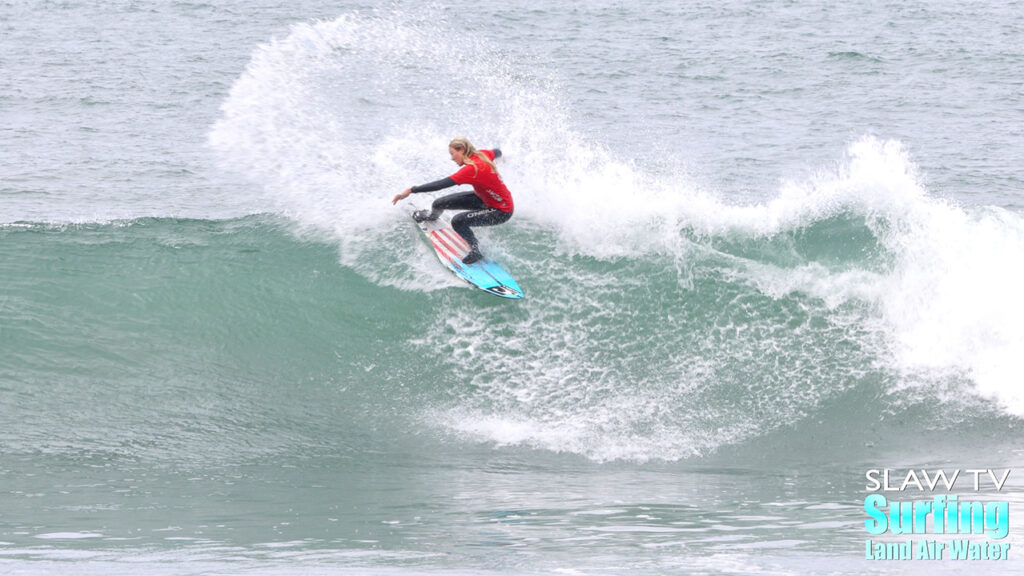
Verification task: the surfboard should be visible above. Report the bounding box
[411,210,524,299]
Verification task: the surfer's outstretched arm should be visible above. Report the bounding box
[392,177,457,204]
[411,177,457,193]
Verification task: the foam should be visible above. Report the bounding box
[879,203,1024,413]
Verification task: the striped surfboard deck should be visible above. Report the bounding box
[412,211,524,299]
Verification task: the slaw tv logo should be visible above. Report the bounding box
[863,469,1011,561]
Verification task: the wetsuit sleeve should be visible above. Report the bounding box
[411,177,456,193]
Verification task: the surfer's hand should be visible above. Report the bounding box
[392,188,412,205]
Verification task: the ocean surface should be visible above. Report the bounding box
[3,1,1024,574]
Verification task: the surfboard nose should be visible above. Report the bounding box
[487,285,524,299]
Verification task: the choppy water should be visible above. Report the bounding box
[3,1,1024,574]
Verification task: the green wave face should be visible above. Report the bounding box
[4,208,1020,466]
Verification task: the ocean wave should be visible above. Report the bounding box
[10,10,1020,463]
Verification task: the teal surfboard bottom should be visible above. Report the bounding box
[451,256,524,299]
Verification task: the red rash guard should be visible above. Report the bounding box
[449,150,514,212]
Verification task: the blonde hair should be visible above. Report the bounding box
[449,137,497,177]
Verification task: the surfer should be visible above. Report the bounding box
[392,137,513,265]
